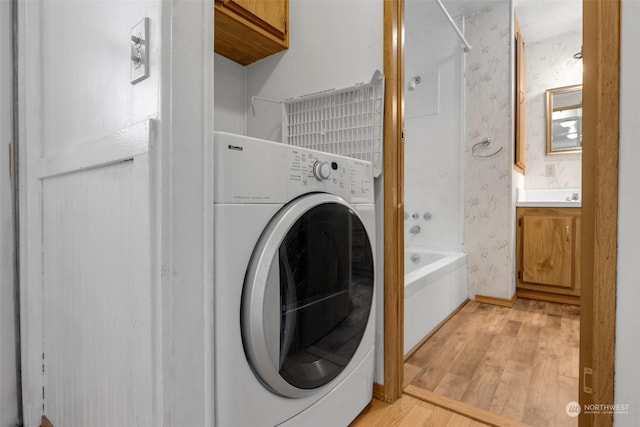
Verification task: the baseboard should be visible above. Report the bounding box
[41,416,54,427]
[404,385,529,427]
[516,289,580,306]
[403,299,470,362]
[372,382,385,401]
[475,293,517,308]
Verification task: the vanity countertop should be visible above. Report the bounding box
[516,188,582,208]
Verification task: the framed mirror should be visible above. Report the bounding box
[546,84,582,154]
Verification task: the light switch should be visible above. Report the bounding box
[131,18,149,84]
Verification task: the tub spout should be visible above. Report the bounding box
[410,225,421,235]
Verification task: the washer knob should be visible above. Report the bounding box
[313,161,331,180]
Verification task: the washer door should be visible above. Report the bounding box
[242,194,374,398]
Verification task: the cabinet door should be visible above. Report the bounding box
[522,214,575,288]
[220,0,287,38]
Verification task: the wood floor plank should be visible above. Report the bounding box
[433,372,471,401]
[500,320,522,337]
[411,365,447,391]
[461,365,503,410]
[404,363,424,389]
[489,360,533,421]
[555,375,579,427]
[509,323,542,365]
[447,332,493,379]
[522,356,559,426]
[405,385,530,427]
[404,298,579,427]
[350,395,491,427]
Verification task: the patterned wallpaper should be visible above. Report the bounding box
[464,2,516,300]
[524,31,583,189]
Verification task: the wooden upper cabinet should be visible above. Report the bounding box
[215,0,289,66]
[516,207,581,297]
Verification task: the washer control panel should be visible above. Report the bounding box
[287,148,372,203]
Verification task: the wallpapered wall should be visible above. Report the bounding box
[464,2,516,300]
[525,31,583,189]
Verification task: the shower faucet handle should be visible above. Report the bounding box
[404,212,409,220]
[424,212,432,220]
[412,213,419,220]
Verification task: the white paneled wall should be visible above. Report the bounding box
[404,6,464,250]
[42,157,152,427]
[0,1,18,425]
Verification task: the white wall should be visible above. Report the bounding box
[464,2,515,300]
[0,1,18,425]
[404,6,464,250]
[245,0,383,142]
[615,0,640,423]
[214,54,245,134]
[524,31,582,189]
[40,1,160,156]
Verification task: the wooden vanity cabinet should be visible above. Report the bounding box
[516,207,581,302]
[215,0,289,65]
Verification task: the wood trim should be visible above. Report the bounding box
[41,416,54,427]
[372,382,385,401]
[513,13,526,174]
[404,385,530,427]
[580,0,619,426]
[403,299,469,362]
[382,0,404,404]
[474,293,516,308]
[516,289,580,306]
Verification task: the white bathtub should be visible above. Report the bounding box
[404,246,468,356]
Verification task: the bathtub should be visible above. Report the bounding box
[404,246,468,356]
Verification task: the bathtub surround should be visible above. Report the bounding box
[464,1,516,301]
[525,31,582,189]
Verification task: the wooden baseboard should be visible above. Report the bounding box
[41,416,54,427]
[475,293,517,308]
[372,382,385,401]
[404,385,529,427]
[403,299,470,362]
[516,289,580,306]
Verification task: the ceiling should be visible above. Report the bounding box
[405,0,582,45]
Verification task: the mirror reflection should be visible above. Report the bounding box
[546,84,583,154]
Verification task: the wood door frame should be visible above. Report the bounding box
[379,0,405,403]
[580,0,619,425]
[381,0,620,420]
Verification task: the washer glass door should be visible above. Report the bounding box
[242,194,374,397]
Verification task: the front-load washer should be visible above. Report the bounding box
[213,132,376,426]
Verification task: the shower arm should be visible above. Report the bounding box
[434,0,472,52]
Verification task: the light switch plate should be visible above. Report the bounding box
[131,18,149,84]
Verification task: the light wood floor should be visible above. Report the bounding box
[404,299,580,427]
[350,393,491,427]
